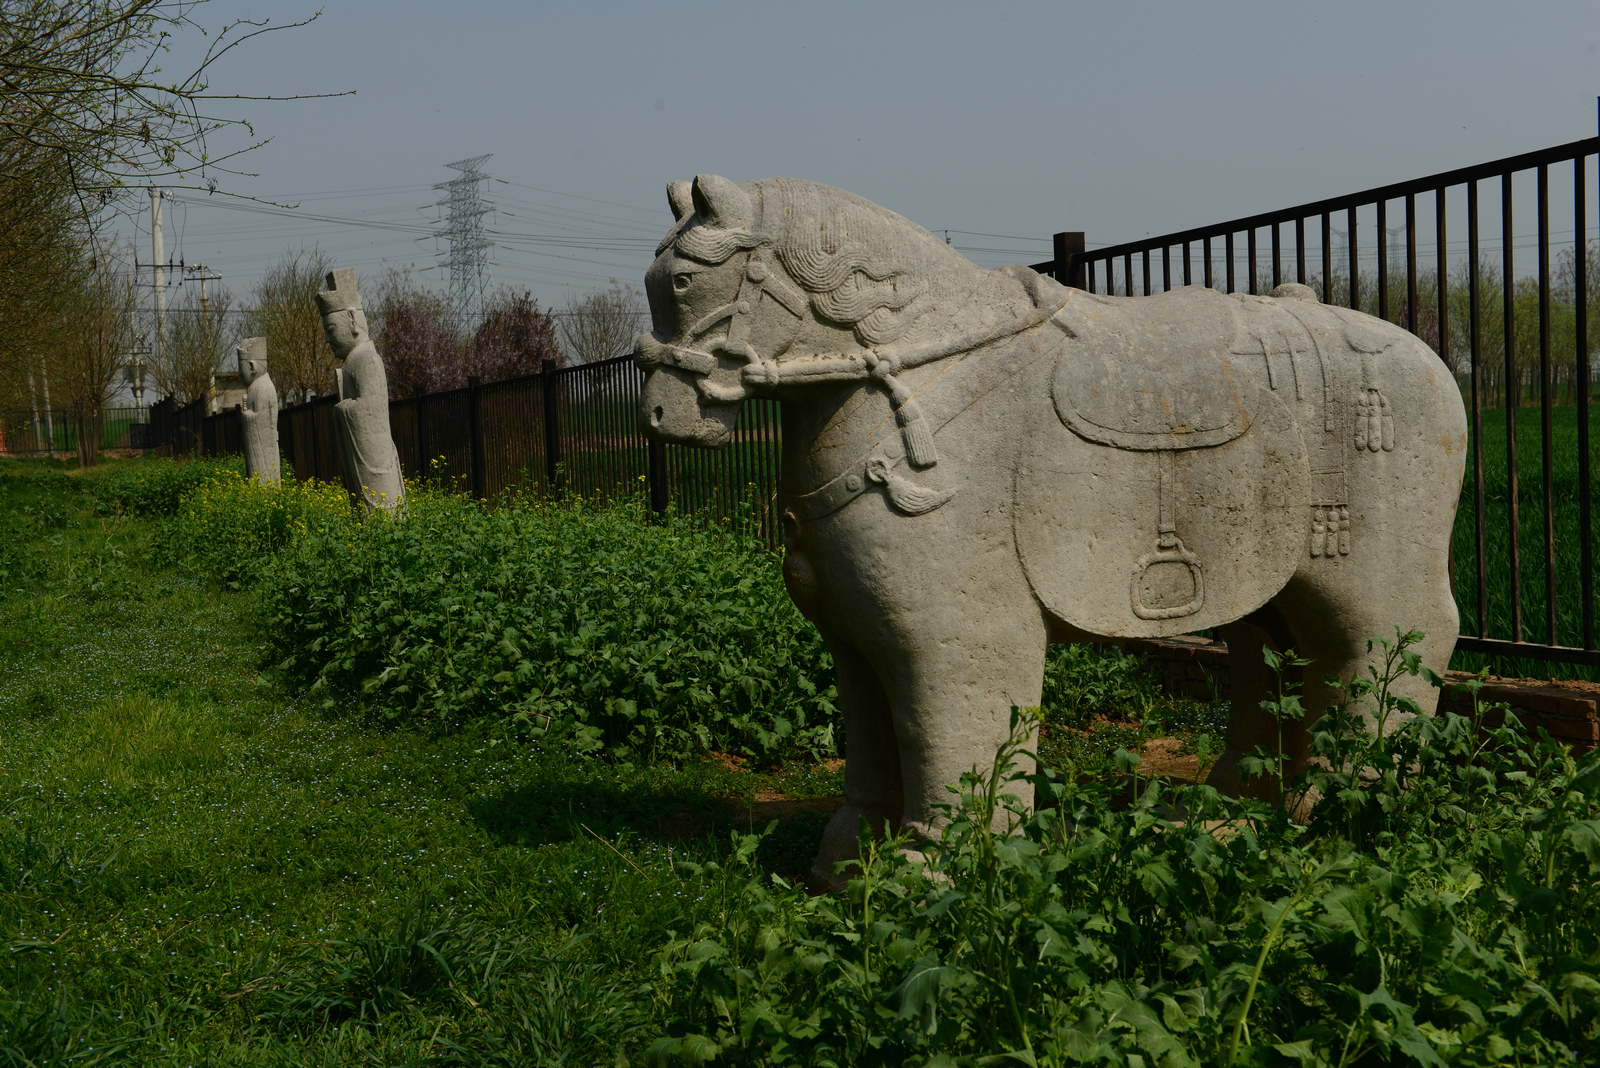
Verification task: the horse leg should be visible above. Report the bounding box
[1272,558,1459,753]
[808,630,903,894]
[1208,557,1459,799]
[874,603,1049,852]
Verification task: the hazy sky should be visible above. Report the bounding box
[116,0,1600,316]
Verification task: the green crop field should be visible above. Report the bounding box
[1452,402,1600,679]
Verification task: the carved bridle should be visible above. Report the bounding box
[637,259,1070,470]
[634,248,809,404]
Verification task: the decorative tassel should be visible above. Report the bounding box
[1379,393,1394,452]
[866,457,956,516]
[897,403,939,468]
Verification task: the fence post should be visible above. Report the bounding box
[467,375,484,500]
[307,400,319,482]
[541,359,562,494]
[1053,232,1086,289]
[648,438,668,515]
[417,394,432,485]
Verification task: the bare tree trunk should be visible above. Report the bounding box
[38,360,55,458]
[27,367,41,452]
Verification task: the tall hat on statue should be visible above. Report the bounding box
[315,268,363,315]
[237,336,266,364]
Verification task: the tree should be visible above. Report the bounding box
[245,246,334,404]
[468,289,562,383]
[158,280,234,406]
[370,272,564,399]
[0,1,336,433]
[370,266,459,400]
[559,279,646,365]
[53,244,137,465]
[0,0,338,206]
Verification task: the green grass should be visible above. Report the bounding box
[0,471,834,1062]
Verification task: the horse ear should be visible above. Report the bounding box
[691,174,752,231]
[667,181,693,221]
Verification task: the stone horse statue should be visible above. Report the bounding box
[634,175,1467,891]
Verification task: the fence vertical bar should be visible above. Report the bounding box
[541,359,563,495]
[1378,199,1389,320]
[1226,232,1235,293]
[1322,213,1333,303]
[1538,162,1556,645]
[1296,217,1307,284]
[1142,249,1152,296]
[1579,150,1594,649]
[1182,241,1192,286]
[467,376,484,500]
[1247,228,1258,294]
[1406,193,1418,335]
[1469,180,1488,637]
[1203,237,1213,289]
[1503,171,1523,643]
[1162,246,1171,292]
[1348,207,1360,310]
[1271,221,1282,289]
[1124,253,1133,296]
[417,394,432,484]
[1435,188,1449,371]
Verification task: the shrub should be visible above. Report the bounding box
[648,656,1600,1066]
[87,456,248,517]
[169,470,354,588]
[259,489,839,765]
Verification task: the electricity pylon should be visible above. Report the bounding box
[432,155,494,330]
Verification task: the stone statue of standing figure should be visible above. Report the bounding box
[237,336,280,486]
[316,268,405,510]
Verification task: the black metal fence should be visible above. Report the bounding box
[119,136,1600,671]
[269,355,785,544]
[1032,137,1600,672]
[2,407,150,454]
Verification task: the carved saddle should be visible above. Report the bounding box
[1016,287,1310,639]
[1053,286,1256,451]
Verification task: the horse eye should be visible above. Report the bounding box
[673,273,693,291]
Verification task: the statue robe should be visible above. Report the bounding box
[241,374,281,485]
[333,340,405,510]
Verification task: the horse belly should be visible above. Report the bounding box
[1014,387,1308,638]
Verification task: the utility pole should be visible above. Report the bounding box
[127,341,151,416]
[150,187,167,396]
[185,263,222,412]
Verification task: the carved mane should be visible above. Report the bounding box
[663,176,994,348]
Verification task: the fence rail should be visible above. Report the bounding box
[1031,136,1600,671]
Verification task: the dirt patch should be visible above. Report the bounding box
[1137,737,1204,783]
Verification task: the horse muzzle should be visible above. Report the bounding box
[638,363,740,447]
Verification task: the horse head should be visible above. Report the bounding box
[635,174,986,447]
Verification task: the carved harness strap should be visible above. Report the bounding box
[635,250,809,401]
[787,281,1072,522]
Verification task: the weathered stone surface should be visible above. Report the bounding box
[237,337,280,486]
[317,269,405,511]
[634,175,1468,891]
